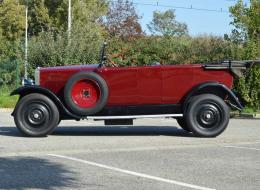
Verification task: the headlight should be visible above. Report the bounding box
[35,67,40,85]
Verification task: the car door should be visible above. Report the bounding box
[137,65,162,104]
[98,66,139,105]
[162,65,194,104]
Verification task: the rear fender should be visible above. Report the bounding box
[183,82,243,111]
[10,86,80,119]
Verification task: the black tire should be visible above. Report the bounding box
[14,93,60,137]
[185,94,230,137]
[57,118,61,126]
[64,72,109,116]
[176,118,191,132]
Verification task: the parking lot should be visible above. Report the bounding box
[0,110,259,190]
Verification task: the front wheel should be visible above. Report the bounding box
[14,93,60,137]
[185,94,230,137]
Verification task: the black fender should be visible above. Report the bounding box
[10,86,80,119]
[183,82,243,111]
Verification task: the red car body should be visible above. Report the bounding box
[39,64,233,106]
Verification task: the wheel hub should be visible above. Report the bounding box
[81,89,90,98]
[71,79,100,108]
[31,110,42,120]
[196,103,220,128]
[206,113,211,119]
[200,110,216,125]
[26,104,49,127]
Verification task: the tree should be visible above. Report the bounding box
[27,0,51,36]
[44,0,68,31]
[18,0,52,36]
[104,0,143,40]
[28,0,108,69]
[0,28,5,59]
[73,0,107,26]
[229,0,260,43]
[0,0,25,41]
[229,0,260,109]
[147,9,188,37]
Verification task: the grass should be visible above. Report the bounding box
[242,106,260,114]
[0,86,18,108]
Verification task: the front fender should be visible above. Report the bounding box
[11,85,53,97]
[11,85,80,119]
[184,82,243,111]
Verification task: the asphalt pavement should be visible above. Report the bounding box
[0,110,259,190]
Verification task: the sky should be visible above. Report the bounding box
[133,0,249,36]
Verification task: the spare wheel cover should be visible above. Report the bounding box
[64,72,108,116]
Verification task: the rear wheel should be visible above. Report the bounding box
[176,118,191,132]
[14,93,60,137]
[185,94,230,137]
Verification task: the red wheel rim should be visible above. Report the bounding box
[71,79,101,109]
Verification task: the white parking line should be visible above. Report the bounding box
[223,145,260,151]
[48,154,215,190]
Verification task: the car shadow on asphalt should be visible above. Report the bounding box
[0,127,21,137]
[52,126,195,137]
[0,126,195,138]
[0,157,77,189]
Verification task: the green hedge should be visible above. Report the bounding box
[107,35,234,65]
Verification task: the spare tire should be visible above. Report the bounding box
[64,72,108,116]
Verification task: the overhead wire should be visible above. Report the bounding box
[109,1,230,13]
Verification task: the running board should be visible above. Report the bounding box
[86,114,183,120]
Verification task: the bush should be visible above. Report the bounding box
[107,35,233,65]
[28,24,105,76]
[235,41,260,109]
[0,59,20,87]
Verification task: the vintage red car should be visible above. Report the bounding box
[10,48,259,137]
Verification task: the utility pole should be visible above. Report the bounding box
[68,0,72,42]
[24,2,28,80]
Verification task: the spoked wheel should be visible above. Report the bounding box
[176,118,191,132]
[64,72,108,116]
[186,94,230,137]
[14,93,60,137]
